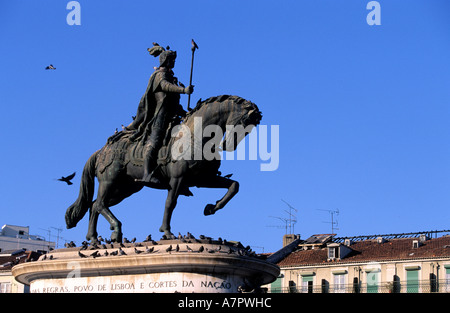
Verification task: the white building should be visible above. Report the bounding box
[0,225,55,253]
[267,230,450,293]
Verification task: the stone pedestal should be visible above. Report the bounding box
[12,237,279,293]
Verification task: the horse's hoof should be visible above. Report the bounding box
[204,204,216,216]
[159,227,175,239]
[111,231,122,243]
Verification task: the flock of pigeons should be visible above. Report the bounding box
[52,233,260,260]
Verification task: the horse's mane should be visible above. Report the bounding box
[184,94,262,125]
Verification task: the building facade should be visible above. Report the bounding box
[268,231,450,293]
[0,249,42,293]
[0,225,55,253]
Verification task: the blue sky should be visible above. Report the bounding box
[1,1,449,253]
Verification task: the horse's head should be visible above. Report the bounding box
[182,95,262,153]
[221,96,262,151]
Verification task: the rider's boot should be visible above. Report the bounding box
[136,155,161,184]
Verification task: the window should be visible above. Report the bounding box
[328,246,339,260]
[406,267,420,293]
[301,275,314,293]
[366,271,379,293]
[270,277,282,293]
[0,282,11,293]
[444,266,450,293]
[333,273,346,293]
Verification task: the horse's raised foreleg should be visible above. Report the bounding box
[159,177,183,239]
[196,176,239,216]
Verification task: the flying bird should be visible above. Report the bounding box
[45,64,56,70]
[58,172,76,185]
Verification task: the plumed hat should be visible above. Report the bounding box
[147,43,176,67]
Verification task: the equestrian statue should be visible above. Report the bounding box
[65,42,262,243]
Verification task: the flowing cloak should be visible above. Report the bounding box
[127,67,183,144]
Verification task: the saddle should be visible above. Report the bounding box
[98,130,172,174]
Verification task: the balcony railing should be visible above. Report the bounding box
[270,279,450,293]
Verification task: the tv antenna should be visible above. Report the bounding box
[39,227,66,249]
[267,199,298,235]
[39,228,51,242]
[317,208,339,234]
[281,199,298,234]
[51,227,63,249]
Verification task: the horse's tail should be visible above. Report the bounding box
[65,150,98,229]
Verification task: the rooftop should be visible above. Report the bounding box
[0,249,42,272]
[277,230,450,267]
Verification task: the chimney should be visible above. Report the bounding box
[419,234,429,243]
[283,234,300,247]
[377,237,386,244]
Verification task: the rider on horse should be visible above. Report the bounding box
[126,44,194,184]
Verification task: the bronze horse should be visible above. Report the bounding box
[65,95,262,243]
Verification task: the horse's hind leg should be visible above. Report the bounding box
[159,177,183,239]
[86,205,100,243]
[98,206,122,243]
[93,181,123,243]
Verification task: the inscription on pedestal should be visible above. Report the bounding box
[31,273,237,293]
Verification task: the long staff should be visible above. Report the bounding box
[187,39,199,110]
